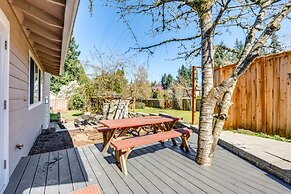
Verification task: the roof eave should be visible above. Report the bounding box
[59,0,80,76]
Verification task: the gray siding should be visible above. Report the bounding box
[0,0,51,176]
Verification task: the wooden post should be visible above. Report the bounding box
[192,66,197,125]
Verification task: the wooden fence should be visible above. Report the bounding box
[50,98,68,111]
[142,99,201,111]
[214,51,291,138]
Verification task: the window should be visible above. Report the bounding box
[29,56,43,106]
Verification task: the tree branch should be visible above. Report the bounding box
[235,0,291,76]
[239,0,275,63]
[133,35,201,51]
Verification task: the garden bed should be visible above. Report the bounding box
[29,120,103,155]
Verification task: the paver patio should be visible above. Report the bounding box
[4,133,291,194]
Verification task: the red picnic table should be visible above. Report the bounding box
[97,115,180,153]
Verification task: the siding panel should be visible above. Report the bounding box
[0,0,51,176]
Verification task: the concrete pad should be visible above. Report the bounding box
[219,131,291,184]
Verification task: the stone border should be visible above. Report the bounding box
[218,138,291,184]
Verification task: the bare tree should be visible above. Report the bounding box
[129,64,152,110]
[100,0,291,165]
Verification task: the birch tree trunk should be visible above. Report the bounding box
[195,6,217,166]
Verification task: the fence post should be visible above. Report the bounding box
[192,66,197,125]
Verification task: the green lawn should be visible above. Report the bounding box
[134,107,199,124]
[227,128,291,143]
[60,110,83,120]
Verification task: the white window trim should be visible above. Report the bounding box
[28,51,44,110]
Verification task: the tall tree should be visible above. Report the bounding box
[269,33,283,54]
[214,41,232,66]
[50,36,87,94]
[161,73,174,89]
[177,65,192,87]
[232,39,244,63]
[101,0,291,165]
[129,64,152,109]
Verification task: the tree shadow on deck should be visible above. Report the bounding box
[94,138,197,165]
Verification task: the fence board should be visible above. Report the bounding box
[273,57,280,135]
[287,53,291,138]
[261,59,267,133]
[266,58,273,134]
[241,73,247,129]
[213,51,291,138]
[50,98,68,111]
[279,55,288,137]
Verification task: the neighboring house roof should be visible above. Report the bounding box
[9,0,80,75]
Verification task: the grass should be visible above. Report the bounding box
[60,110,83,120]
[133,107,199,124]
[134,107,290,143]
[227,128,291,143]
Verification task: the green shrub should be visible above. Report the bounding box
[135,102,145,109]
[68,93,84,110]
[50,113,59,122]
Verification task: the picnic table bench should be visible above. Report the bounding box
[97,115,192,175]
[97,115,180,153]
[111,128,191,175]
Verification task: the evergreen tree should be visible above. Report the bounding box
[214,41,232,66]
[50,36,88,94]
[177,65,192,87]
[161,73,173,90]
[232,39,243,63]
[269,33,283,54]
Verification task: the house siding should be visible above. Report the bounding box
[0,1,51,175]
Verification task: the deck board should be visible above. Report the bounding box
[30,153,50,194]
[4,157,30,194]
[15,154,40,194]
[82,146,118,194]
[150,143,261,194]
[67,148,86,191]
[141,144,231,194]
[128,151,176,194]
[45,151,60,194]
[4,133,291,194]
[76,147,99,187]
[162,140,289,194]
[133,148,196,193]
[89,145,133,194]
[97,144,148,194]
[59,149,73,194]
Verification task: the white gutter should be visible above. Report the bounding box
[59,0,80,75]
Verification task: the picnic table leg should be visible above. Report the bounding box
[102,129,117,154]
[180,134,190,152]
[164,122,178,146]
[171,138,178,146]
[117,148,132,176]
[117,128,129,138]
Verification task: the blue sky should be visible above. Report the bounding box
[73,1,291,83]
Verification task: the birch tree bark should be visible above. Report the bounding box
[194,1,217,165]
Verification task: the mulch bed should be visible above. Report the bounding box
[29,126,103,155]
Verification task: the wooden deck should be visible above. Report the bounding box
[4,133,291,194]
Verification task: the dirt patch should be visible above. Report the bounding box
[68,127,103,147]
[29,125,103,155]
